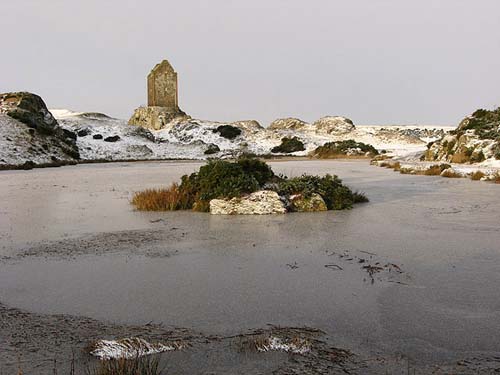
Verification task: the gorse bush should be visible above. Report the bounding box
[213,125,242,140]
[313,140,379,158]
[269,174,361,210]
[184,160,260,204]
[457,107,500,140]
[131,158,367,212]
[271,137,305,153]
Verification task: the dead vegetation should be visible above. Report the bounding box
[470,171,486,181]
[131,184,191,211]
[441,169,462,178]
[86,356,164,375]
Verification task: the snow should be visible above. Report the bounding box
[89,337,183,360]
[0,114,75,166]
[48,109,454,162]
[0,108,457,167]
[256,336,311,355]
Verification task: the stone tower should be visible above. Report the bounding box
[129,59,187,130]
[147,60,178,110]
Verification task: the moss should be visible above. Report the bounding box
[271,137,305,153]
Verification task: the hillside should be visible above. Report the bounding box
[0,93,79,169]
[424,107,500,167]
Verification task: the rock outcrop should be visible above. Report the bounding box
[231,120,264,134]
[0,92,80,168]
[312,116,355,135]
[268,118,308,131]
[424,108,500,164]
[128,106,189,130]
[210,190,286,215]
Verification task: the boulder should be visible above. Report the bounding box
[0,92,80,160]
[0,92,58,134]
[77,128,91,137]
[210,190,286,215]
[289,193,327,212]
[231,120,264,134]
[204,143,220,155]
[312,116,355,135]
[268,118,308,131]
[93,134,103,140]
[128,106,189,130]
[126,144,153,156]
[104,135,121,142]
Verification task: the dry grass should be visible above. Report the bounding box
[399,167,415,175]
[131,184,191,211]
[87,356,164,375]
[470,171,486,181]
[441,169,462,178]
[378,161,400,170]
[424,165,443,176]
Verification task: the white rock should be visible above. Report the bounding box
[312,116,355,134]
[210,190,286,215]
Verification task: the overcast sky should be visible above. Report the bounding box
[2,0,500,126]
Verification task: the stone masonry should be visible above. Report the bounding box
[129,59,188,129]
[147,60,178,109]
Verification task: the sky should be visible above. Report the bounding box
[2,0,500,126]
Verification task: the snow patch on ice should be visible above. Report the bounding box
[89,337,184,360]
[256,336,311,355]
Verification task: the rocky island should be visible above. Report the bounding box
[131,157,367,214]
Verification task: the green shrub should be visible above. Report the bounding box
[271,137,305,153]
[313,140,378,158]
[182,160,260,207]
[213,125,242,140]
[460,107,500,140]
[270,174,366,210]
[204,144,220,155]
[237,157,275,185]
[353,191,369,203]
[131,158,367,212]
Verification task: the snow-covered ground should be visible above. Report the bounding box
[51,109,451,161]
[0,113,76,166]
[0,105,455,168]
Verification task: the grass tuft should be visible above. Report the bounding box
[86,356,164,375]
[131,184,192,211]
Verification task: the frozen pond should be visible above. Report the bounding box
[1,160,499,373]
